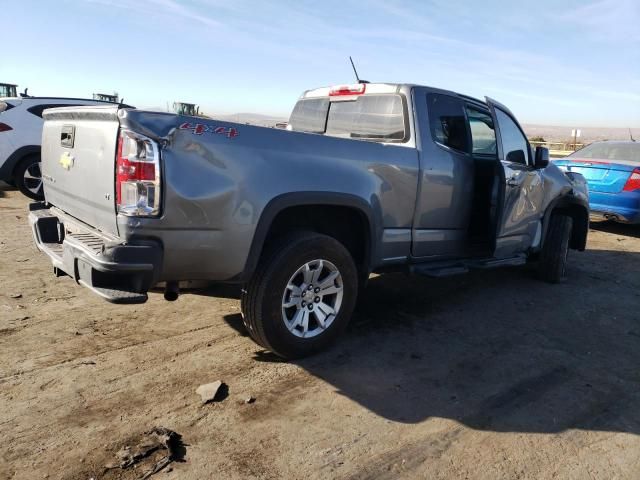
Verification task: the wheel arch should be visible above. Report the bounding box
[0,145,41,182]
[541,194,589,251]
[241,192,380,283]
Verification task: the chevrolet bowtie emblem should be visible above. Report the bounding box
[59,152,74,170]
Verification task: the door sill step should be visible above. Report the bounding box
[411,254,527,278]
[467,254,526,269]
[411,264,469,278]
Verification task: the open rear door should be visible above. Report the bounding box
[485,97,541,257]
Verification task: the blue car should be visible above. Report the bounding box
[554,141,640,224]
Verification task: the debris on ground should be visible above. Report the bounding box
[9,293,22,299]
[195,380,225,404]
[106,427,184,479]
[244,395,256,404]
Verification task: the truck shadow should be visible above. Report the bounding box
[229,248,640,434]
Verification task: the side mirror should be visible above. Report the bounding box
[534,146,550,169]
[506,149,526,164]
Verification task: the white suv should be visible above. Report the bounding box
[0,96,129,199]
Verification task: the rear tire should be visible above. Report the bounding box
[14,154,44,200]
[242,232,358,359]
[538,214,573,283]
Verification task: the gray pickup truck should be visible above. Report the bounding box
[29,82,589,358]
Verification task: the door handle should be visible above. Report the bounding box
[506,176,519,187]
[61,125,75,148]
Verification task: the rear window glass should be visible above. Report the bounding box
[325,95,406,141]
[288,98,329,134]
[569,143,640,162]
[427,93,470,153]
[289,94,407,142]
[27,104,79,118]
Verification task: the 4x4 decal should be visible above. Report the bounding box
[178,122,239,138]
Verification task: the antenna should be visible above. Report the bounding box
[630,128,636,142]
[349,56,360,83]
[349,56,369,84]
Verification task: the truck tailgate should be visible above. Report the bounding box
[41,106,120,236]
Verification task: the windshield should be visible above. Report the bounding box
[569,142,640,162]
[0,84,17,98]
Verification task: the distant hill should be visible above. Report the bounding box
[138,107,286,126]
[140,106,637,142]
[209,117,638,141]
[210,113,288,127]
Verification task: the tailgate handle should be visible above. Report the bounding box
[61,125,75,148]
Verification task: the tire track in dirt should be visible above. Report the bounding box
[0,322,236,380]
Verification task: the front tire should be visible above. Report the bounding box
[14,155,44,200]
[538,214,573,283]
[242,232,358,359]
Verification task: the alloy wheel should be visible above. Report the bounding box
[281,259,344,338]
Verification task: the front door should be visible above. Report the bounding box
[486,97,544,257]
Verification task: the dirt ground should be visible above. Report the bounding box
[1,185,640,480]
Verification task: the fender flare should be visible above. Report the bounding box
[540,193,589,251]
[240,192,381,282]
[0,145,41,182]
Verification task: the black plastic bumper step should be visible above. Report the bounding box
[82,284,148,304]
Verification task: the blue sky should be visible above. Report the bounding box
[3,0,639,127]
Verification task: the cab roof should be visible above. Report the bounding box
[301,82,487,108]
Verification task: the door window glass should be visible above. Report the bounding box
[427,93,470,153]
[466,107,497,155]
[495,108,529,165]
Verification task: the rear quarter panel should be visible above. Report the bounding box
[118,110,420,281]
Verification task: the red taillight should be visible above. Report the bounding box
[329,83,366,96]
[115,129,161,216]
[623,168,640,192]
[0,122,12,132]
